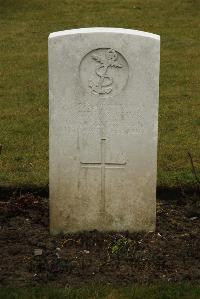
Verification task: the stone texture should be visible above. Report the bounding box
[49,28,160,234]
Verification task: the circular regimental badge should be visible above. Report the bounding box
[80,48,129,98]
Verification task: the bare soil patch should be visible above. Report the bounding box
[0,192,200,287]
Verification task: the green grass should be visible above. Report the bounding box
[1,284,200,299]
[0,0,199,189]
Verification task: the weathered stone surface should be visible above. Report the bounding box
[49,28,160,234]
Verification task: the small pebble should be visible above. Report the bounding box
[190,217,198,221]
[34,248,43,256]
[56,252,61,259]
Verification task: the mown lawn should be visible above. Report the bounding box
[1,284,200,299]
[0,0,199,189]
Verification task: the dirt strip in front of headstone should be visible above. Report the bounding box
[0,192,199,286]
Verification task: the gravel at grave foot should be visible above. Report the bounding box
[0,193,200,287]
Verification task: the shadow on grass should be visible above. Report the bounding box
[0,184,199,201]
[0,185,49,200]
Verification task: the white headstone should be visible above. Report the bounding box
[49,28,160,234]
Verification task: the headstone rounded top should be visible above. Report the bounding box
[49,27,160,41]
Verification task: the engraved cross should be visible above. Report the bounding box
[80,138,126,213]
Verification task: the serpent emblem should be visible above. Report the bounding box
[89,49,123,95]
